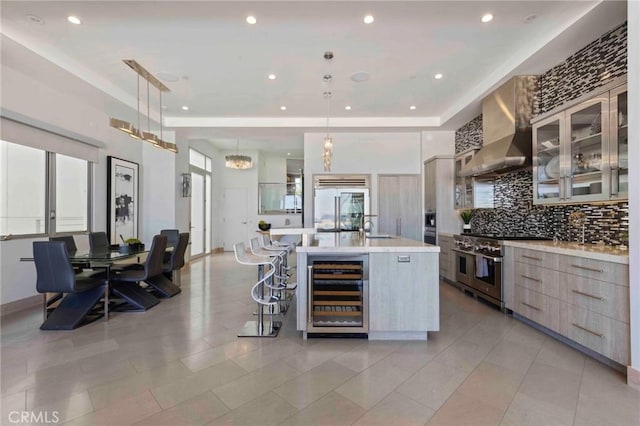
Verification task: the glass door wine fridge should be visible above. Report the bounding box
[306,255,369,334]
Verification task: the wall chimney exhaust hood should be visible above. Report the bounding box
[459,76,537,177]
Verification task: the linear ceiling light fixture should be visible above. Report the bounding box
[225,139,253,169]
[109,59,177,153]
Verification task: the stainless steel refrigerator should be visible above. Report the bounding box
[313,187,370,232]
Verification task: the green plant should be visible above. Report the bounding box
[125,238,141,244]
[459,210,473,224]
[258,220,268,225]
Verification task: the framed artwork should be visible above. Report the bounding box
[107,156,139,244]
[181,173,192,197]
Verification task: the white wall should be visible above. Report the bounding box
[303,132,422,227]
[258,153,287,183]
[420,131,456,161]
[627,0,639,377]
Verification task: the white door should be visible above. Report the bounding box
[190,172,205,257]
[223,188,248,251]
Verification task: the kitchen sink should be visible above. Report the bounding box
[365,234,393,239]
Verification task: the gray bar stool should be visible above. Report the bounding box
[233,242,281,338]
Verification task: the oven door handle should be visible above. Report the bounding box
[475,253,502,263]
[452,248,475,256]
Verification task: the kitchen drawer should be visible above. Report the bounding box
[513,248,559,269]
[560,302,630,365]
[559,272,630,323]
[558,255,629,286]
[514,262,560,298]
[515,286,560,333]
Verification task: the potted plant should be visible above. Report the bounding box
[258,220,271,231]
[125,238,144,251]
[460,210,473,232]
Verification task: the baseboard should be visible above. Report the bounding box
[212,247,224,253]
[1,295,40,317]
[628,365,640,390]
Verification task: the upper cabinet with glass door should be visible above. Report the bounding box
[454,149,477,209]
[609,84,628,200]
[532,80,626,204]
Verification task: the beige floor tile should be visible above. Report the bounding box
[500,392,575,426]
[518,362,582,411]
[427,390,506,426]
[502,322,547,352]
[133,391,230,426]
[232,338,306,372]
[209,391,297,426]
[89,360,193,410]
[212,361,302,409]
[396,360,469,411]
[484,339,537,374]
[279,391,366,426]
[152,359,248,409]
[273,360,358,409]
[433,338,492,373]
[26,339,120,373]
[30,391,94,424]
[352,391,435,426]
[456,361,524,411]
[535,338,586,375]
[332,341,402,373]
[281,340,358,372]
[1,391,26,422]
[179,339,261,372]
[63,390,162,426]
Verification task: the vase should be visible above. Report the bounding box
[462,224,471,232]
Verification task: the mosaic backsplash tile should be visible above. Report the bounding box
[454,115,483,154]
[454,22,628,246]
[537,22,627,114]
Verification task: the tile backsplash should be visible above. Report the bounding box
[453,21,628,245]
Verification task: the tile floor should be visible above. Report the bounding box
[1,253,639,425]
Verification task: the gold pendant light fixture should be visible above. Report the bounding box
[109,60,177,153]
[323,90,333,172]
[225,139,253,169]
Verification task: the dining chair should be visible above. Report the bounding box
[33,241,107,330]
[143,232,189,297]
[89,231,110,252]
[160,229,180,262]
[109,234,166,311]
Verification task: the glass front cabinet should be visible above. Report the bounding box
[532,82,627,204]
[454,149,477,209]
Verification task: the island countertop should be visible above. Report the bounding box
[296,232,439,253]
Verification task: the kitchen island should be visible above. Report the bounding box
[295,232,440,340]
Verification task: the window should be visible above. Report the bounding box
[0,140,91,237]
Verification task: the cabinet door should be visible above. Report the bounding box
[609,84,628,200]
[565,97,609,202]
[369,252,433,331]
[424,160,436,212]
[398,175,421,241]
[533,113,564,204]
[378,175,398,236]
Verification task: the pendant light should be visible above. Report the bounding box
[323,91,333,172]
[225,139,253,169]
[129,72,144,140]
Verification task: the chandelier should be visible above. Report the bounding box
[323,90,333,172]
[109,60,178,153]
[225,139,253,169]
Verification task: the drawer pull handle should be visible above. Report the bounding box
[571,264,603,273]
[522,302,541,312]
[571,322,604,338]
[521,274,541,283]
[571,289,604,301]
[522,255,542,261]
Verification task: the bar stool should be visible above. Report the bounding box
[249,238,297,307]
[233,242,281,338]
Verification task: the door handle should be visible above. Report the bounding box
[307,266,313,325]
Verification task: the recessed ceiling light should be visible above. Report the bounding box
[345,106,352,111]
[67,15,81,25]
[26,14,45,25]
[410,105,417,110]
[351,72,370,83]
[363,15,374,24]
[268,74,277,80]
[434,73,443,80]
[280,106,287,111]
[181,106,189,111]
[287,152,291,156]
[523,14,537,24]
[246,15,257,25]
[481,13,493,23]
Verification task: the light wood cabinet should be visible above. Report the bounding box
[509,246,629,365]
[532,81,627,204]
[369,252,437,332]
[378,174,421,241]
[438,234,456,282]
[424,157,458,240]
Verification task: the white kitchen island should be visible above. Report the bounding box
[295,232,440,340]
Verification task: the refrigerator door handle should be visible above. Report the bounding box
[335,196,341,231]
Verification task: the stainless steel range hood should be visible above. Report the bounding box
[459,76,537,177]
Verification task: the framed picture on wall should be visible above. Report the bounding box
[107,156,139,244]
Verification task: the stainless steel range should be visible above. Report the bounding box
[452,233,550,309]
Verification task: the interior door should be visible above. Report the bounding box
[398,175,421,241]
[190,172,205,256]
[223,188,248,251]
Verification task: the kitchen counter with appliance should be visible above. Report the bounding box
[503,240,629,263]
[295,232,439,340]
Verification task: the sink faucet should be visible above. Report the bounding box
[360,219,374,237]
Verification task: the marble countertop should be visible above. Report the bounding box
[270,227,317,235]
[504,240,629,264]
[296,232,440,253]
[438,232,456,238]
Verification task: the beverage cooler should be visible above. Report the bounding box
[306,255,369,334]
